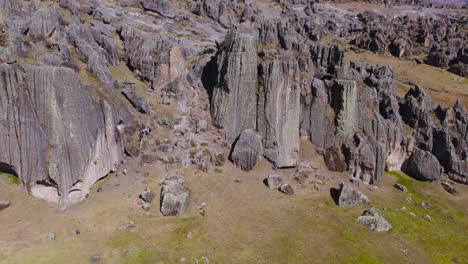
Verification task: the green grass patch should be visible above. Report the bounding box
[378,172,468,263]
[0,172,20,185]
[386,170,430,193]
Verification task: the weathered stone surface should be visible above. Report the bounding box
[121,88,151,114]
[394,183,407,193]
[0,64,123,207]
[331,80,357,143]
[323,145,347,172]
[0,200,10,210]
[210,27,258,144]
[403,148,443,181]
[279,184,294,195]
[139,188,154,203]
[300,78,334,150]
[337,182,370,207]
[28,7,64,40]
[121,28,185,89]
[192,0,240,28]
[356,208,392,232]
[266,174,284,189]
[141,0,175,18]
[230,129,262,171]
[160,182,190,216]
[257,57,300,168]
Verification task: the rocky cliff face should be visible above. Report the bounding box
[0,64,123,207]
[0,0,466,208]
[210,27,258,144]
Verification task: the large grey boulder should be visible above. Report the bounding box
[403,148,443,181]
[230,129,263,171]
[356,208,392,232]
[337,182,370,207]
[211,27,258,144]
[0,64,123,207]
[257,57,300,168]
[160,181,190,216]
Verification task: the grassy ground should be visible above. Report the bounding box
[1,143,466,263]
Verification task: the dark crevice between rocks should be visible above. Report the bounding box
[330,187,340,206]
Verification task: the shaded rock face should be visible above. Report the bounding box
[323,145,347,172]
[0,64,123,207]
[141,0,175,18]
[230,129,263,171]
[356,208,392,232]
[210,27,258,144]
[331,80,357,144]
[300,78,334,150]
[337,182,370,207]
[403,148,443,181]
[257,57,300,168]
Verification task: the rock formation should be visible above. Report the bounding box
[0,64,123,207]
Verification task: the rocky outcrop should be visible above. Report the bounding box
[257,57,300,168]
[191,0,241,28]
[28,7,64,41]
[230,129,263,171]
[0,64,123,207]
[121,26,186,90]
[141,0,176,18]
[210,27,258,144]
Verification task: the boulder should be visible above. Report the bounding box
[356,208,392,232]
[266,174,284,189]
[337,182,370,207]
[394,183,407,193]
[121,88,151,114]
[279,184,294,195]
[139,188,154,203]
[230,129,263,171]
[0,200,10,210]
[403,148,443,181]
[160,182,190,216]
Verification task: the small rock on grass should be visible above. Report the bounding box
[47,232,57,241]
[356,208,392,232]
[139,188,154,203]
[279,184,294,195]
[266,174,284,189]
[117,221,135,230]
[394,183,407,193]
[0,200,10,210]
